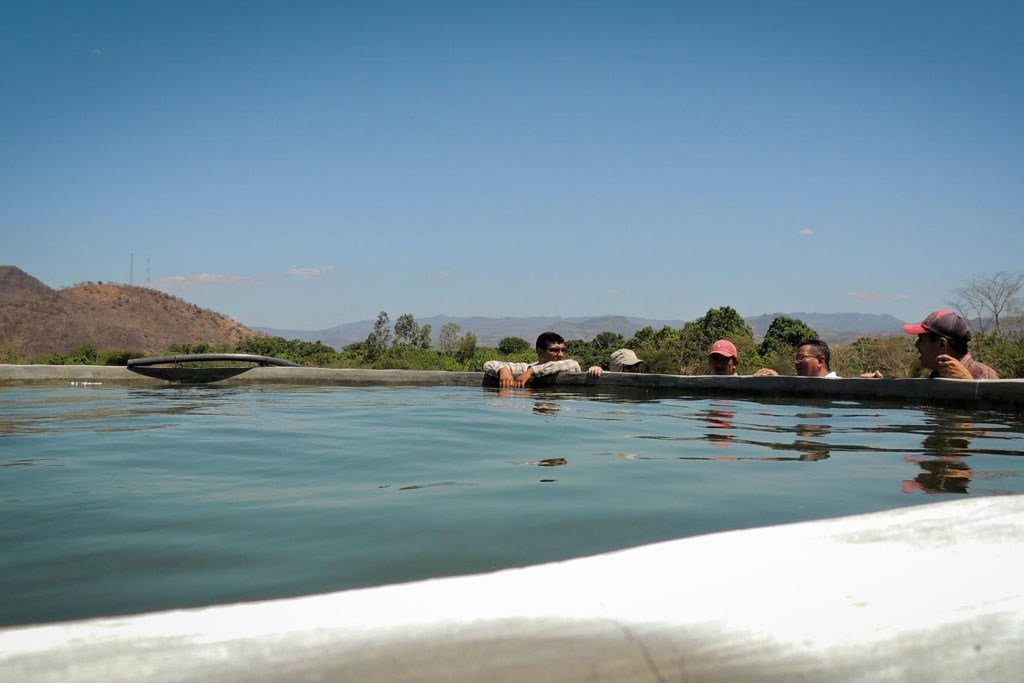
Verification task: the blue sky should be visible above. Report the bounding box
[3,1,1022,329]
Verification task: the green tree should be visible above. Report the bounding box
[567,338,599,369]
[439,322,462,355]
[591,331,626,354]
[652,325,683,348]
[623,325,685,374]
[677,306,757,374]
[366,311,391,359]
[393,313,419,346]
[564,333,628,370]
[498,336,531,355]
[626,326,657,349]
[414,323,432,350]
[972,334,1024,378]
[233,337,279,357]
[691,306,753,346]
[759,316,819,357]
[455,331,477,363]
[639,348,682,375]
[234,337,340,365]
[391,313,432,350]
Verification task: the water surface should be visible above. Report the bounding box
[2,384,1022,627]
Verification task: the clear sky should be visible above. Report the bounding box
[3,1,1022,329]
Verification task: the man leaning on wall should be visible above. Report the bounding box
[708,339,739,376]
[609,348,644,373]
[754,339,840,378]
[484,332,602,387]
[903,310,999,380]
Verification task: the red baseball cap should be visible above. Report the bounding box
[709,339,738,359]
[903,310,971,343]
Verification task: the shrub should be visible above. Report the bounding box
[498,336,531,355]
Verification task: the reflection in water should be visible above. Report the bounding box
[694,400,833,461]
[682,404,1021,483]
[903,415,987,494]
[487,388,578,419]
[794,423,831,461]
[701,402,737,451]
[903,456,973,494]
[398,481,477,491]
[533,402,562,416]
[0,387,247,438]
[0,459,61,468]
[537,458,567,467]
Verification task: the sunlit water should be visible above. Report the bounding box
[2,384,1022,627]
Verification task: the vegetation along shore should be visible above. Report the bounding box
[3,266,1022,378]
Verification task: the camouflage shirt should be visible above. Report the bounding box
[483,359,582,378]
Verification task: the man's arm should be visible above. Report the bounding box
[935,355,976,380]
[483,361,533,388]
[530,359,582,378]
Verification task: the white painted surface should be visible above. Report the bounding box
[2,495,1022,682]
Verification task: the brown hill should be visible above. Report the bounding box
[0,266,257,358]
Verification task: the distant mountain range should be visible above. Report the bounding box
[256,311,908,349]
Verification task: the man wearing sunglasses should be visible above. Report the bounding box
[793,339,839,378]
[484,332,601,388]
[903,310,999,380]
[756,339,840,377]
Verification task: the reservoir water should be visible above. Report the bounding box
[2,384,1022,627]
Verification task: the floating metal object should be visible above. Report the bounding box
[127,353,300,383]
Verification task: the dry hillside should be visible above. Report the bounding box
[0,266,257,357]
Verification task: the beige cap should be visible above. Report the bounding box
[609,348,643,371]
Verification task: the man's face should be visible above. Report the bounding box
[794,345,826,377]
[621,362,642,373]
[536,341,568,364]
[914,333,945,370]
[709,353,737,375]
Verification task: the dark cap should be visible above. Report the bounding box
[903,310,971,343]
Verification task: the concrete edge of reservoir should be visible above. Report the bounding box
[2,363,1024,407]
[1,495,1021,682]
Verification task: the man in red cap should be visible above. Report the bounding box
[903,310,999,379]
[708,339,739,375]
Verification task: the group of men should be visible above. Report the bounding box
[713,338,840,378]
[484,310,999,386]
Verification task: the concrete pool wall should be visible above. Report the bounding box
[1,363,1023,408]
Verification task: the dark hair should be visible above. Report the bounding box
[535,332,566,350]
[927,332,969,357]
[798,339,831,369]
